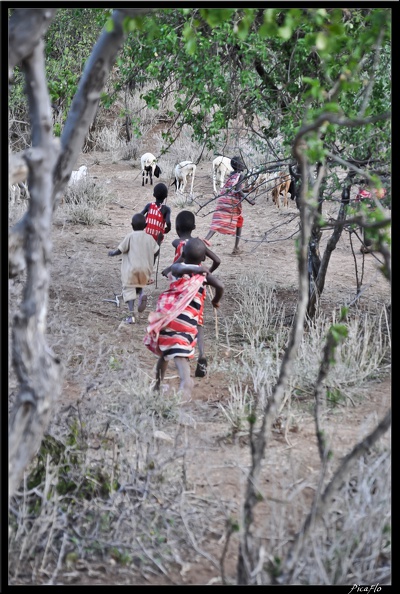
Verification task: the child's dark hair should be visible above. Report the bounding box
[231,155,245,172]
[183,237,206,264]
[175,210,195,233]
[131,213,147,230]
[153,183,168,201]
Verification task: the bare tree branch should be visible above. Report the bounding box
[8,8,153,497]
[8,8,57,75]
[237,137,315,584]
[9,37,61,498]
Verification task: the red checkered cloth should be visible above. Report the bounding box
[144,273,206,357]
[144,202,166,242]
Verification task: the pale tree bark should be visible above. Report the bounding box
[8,8,152,498]
[9,37,62,498]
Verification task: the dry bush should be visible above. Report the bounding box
[93,122,131,163]
[266,449,391,585]
[220,273,391,427]
[9,195,29,226]
[291,303,391,406]
[62,176,113,226]
[8,353,232,585]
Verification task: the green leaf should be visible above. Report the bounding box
[316,32,327,50]
[105,17,114,32]
[278,25,292,40]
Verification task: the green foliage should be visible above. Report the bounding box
[326,387,345,406]
[138,9,385,181]
[25,420,120,511]
[330,324,348,346]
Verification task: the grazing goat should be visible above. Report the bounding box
[271,171,291,209]
[171,161,196,194]
[212,156,234,194]
[245,168,274,199]
[68,165,88,186]
[140,152,161,186]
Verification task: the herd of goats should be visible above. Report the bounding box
[9,151,298,209]
[141,152,297,209]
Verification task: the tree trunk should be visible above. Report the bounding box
[8,8,152,498]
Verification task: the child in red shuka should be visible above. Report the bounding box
[161,210,221,378]
[144,238,224,402]
[141,182,172,246]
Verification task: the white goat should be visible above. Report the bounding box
[172,161,196,194]
[140,152,161,186]
[212,156,234,194]
[68,165,88,186]
[9,181,30,204]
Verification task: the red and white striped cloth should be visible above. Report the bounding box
[209,172,244,235]
[144,273,206,359]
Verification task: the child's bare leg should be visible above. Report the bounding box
[174,357,194,401]
[204,230,215,242]
[197,325,205,360]
[155,356,168,392]
[137,288,147,312]
[124,299,135,324]
[232,227,241,254]
[195,325,207,378]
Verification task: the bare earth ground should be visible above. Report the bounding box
[9,152,391,585]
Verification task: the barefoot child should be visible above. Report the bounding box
[161,210,221,378]
[108,213,160,324]
[144,238,224,401]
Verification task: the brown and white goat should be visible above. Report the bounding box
[271,171,291,208]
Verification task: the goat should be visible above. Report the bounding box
[140,152,161,186]
[171,161,196,194]
[212,156,233,194]
[68,165,88,186]
[271,171,291,209]
[245,168,274,200]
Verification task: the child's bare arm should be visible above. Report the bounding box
[170,262,208,278]
[108,248,122,257]
[204,273,224,307]
[162,252,183,277]
[244,193,256,205]
[163,206,172,234]
[204,246,221,273]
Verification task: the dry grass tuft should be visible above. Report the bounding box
[62,177,113,226]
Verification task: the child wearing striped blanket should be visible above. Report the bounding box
[144,237,224,402]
